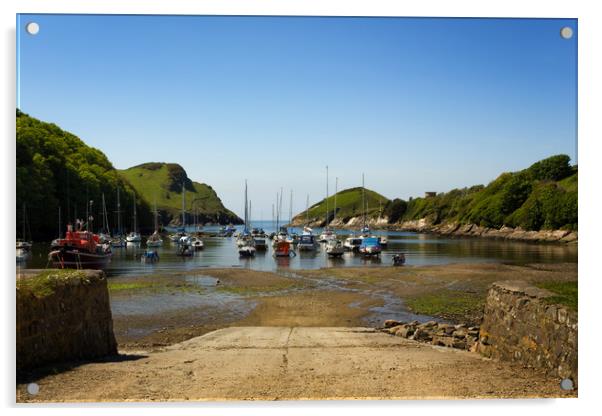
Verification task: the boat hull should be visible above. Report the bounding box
[49,249,111,269]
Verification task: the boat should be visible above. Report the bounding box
[359,237,382,256]
[253,237,268,251]
[325,239,345,257]
[140,250,160,263]
[273,240,295,257]
[297,234,318,251]
[238,180,256,257]
[176,235,194,256]
[17,204,32,251]
[190,236,204,250]
[48,224,112,269]
[16,248,30,263]
[146,198,164,247]
[147,231,163,247]
[111,188,126,248]
[319,166,337,243]
[126,193,142,242]
[343,237,363,252]
[393,253,406,266]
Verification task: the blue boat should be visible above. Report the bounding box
[359,237,382,256]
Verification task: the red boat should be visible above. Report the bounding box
[49,224,112,269]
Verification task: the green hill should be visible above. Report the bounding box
[397,155,578,231]
[16,110,153,240]
[119,163,242,226]
[292,187,390,226]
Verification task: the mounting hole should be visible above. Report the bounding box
[26,22,40,35]
[560,378,574,390]
[27,383,39,395]
[560,26,573,40]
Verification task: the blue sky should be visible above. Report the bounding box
[17,15,577,219]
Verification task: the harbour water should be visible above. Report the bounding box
[18,221,577,277]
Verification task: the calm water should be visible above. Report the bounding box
[19,221,577,277]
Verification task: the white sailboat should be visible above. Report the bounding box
[238,180,256,257]
[326,176,345,257]
[319,166,337,243]
[126,193,142,242]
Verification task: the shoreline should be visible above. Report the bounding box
[290,218,577,244]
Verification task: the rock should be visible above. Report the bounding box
[432,335,455,348]
[411,328,433,342]
[384,319,403,328]
[395,325,415,338]
[452,328,468,339]
[454,324,467,330]
[385,325,402,335]
[421,320,438,328]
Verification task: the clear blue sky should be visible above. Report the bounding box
[17,15,577,219]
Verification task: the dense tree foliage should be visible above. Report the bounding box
[399,155,577,231]
[16,110,153,240]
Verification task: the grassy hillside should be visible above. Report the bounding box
[293,187,390,225]
[398,155,577,231]
[16,110,152,240]
[119,163,242,225]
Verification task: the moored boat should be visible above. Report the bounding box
[326,239,345,257]
[343,237,363,252]
[48,224,112,269]
[359,237,382,256]
[297,234,318,251]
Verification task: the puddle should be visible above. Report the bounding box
[185,275,220,287]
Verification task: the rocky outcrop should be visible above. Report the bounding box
[380,319,480,351]
[17,270,118,371]
[386,218,577,243]
[477,281,577,386]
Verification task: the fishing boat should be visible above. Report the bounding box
[359,237,382,256]
[273,240,295,257]
[325,239,345,257]
[297,234,318,251]
[48,224,112,269]
[147,198,164,247]
[343,237,363,252]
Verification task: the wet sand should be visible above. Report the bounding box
[109,262,577,350]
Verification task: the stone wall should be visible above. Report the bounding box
[17,270,117,371]
[478,281,577,385]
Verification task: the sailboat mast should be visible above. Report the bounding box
[275,192,279,231]
[244,180,248,230]
[289,190,293,225]
[154,197,159,231]
[181,182,186,229]
[334,177,338,224]
[102,193,107,232]
[325,165,329,227]
[362,173,366,229]
[117,188,122,236]
[133,193,137,232]
[305,194,309,225]
[279,188,283,229]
